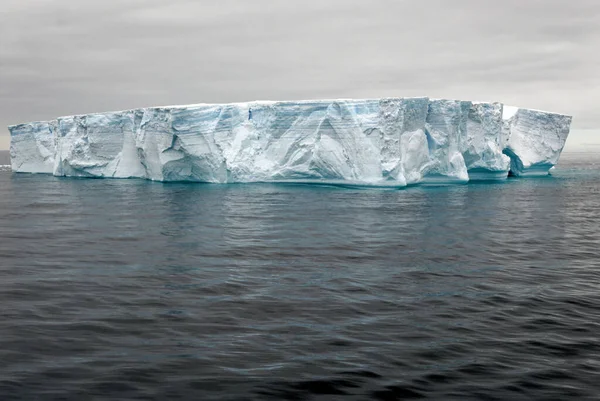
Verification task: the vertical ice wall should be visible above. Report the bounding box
[54,111,146,178]
[249,99,389,184]
[463,102,511,180]
[502,107,572,176]
[135,98,431,186]
[8,98,572,184]
[422,99,470,184]
[9,121,55,173]
[395,97,430,185]
[137,105,228,182]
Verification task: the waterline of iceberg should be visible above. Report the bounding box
[8,97,572,186]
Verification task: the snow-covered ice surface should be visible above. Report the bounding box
[8,98,572,185]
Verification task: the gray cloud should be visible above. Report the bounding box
[1,0,599,149]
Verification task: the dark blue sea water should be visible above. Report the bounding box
[1,151,599,400]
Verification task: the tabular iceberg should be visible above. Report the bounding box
[8,97,572,186]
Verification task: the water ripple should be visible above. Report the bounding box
[0,153,599,399]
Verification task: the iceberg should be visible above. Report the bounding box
[8,97,572,186]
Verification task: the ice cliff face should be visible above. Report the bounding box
[502,106,572,176]
[8,98,572,186]
[9,121,56,174]
[422,99,469,184]
[464,102,511,180]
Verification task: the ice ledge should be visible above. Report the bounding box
[8,98,572,186]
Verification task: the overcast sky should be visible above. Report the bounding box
[1,0,599,150]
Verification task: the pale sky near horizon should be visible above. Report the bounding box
[1,0,599,151]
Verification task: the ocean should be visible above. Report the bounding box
[1,151,599,400]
